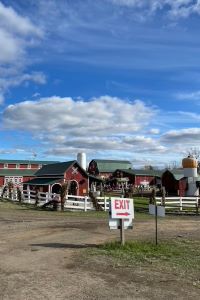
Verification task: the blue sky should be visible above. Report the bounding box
[0,0,200,168]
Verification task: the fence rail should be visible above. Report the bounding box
[0,187,111,212]
[0,187,199,213]
[155,196,199,212]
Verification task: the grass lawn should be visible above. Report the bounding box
[133,196,149,211]
[88,239,200,285]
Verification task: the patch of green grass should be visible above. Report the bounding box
[0,199,109,218]
[134,197,149,211]
[93,239,200,275]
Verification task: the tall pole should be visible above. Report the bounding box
[155,205,158,245]
[120,219,125,246]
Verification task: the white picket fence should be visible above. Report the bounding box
[155,196,199,212]
[0,188,110,212]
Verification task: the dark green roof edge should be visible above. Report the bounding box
[0,169,37,176]
[162,169,185,180]
[24,177,63,185]
[34,160,87,177]
[0,159,59,164]
[92,159,131,164]
[116,169,163,177]
[91,160,132,173]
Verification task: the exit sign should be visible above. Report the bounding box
[111,198,134,219]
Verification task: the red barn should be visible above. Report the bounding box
[161,169,187,196]
[112,169,162,188]
[23,160,89,196]
[88,159,132,179]
[0,159,57,188]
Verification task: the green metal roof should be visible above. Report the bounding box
[24,177,62,185]
[163,169,185,180]
[0,159,59,164]
[88,174,103,182]
[173,174,185,180]
[92,159,132,173]
[0,169,37,176]
[116,169,163,177]
[35,161,76,176]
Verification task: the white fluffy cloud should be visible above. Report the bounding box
[2,96,164,156]
[0,2,42,37]
[161,128,200,145]
[2,94,200,166]
[108,0,200,18]
[176,90,200,101]
[123,135,166,153]
[0,2,44,103]
[3,96,155,134]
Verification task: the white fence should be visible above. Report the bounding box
[1,187,199,213]
[155,196,199,212]
[0,187,110,212]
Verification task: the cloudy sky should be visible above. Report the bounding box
[0,0,200,168]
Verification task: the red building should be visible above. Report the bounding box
[112,169,162,187]
[161,169,187,196]
[88,159,132,179]
[23,160,89,196]
[0,159,57,188]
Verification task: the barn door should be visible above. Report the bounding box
[68,180,78,195]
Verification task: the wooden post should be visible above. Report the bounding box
[180,197,182,211]
[155,205,158,245]
[84,196,87,212]
[120,219,125,246]
[196,198,199,215]
[104,197,107,211]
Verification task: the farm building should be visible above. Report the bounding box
[162,156,200,196]
[88,159,132,179]
[161,169,187,196]
[23,160,89,196]
[0,159,57,188]
[112,169,162,188]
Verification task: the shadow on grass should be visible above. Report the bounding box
[30,243,99,249]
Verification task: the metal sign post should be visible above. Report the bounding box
[120,219,125,246]
[155,205,158,245]
[149,204,165,246]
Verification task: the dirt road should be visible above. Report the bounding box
[0,203,199,299]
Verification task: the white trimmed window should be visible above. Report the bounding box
[4,163,8,169]
[4,176,23,187]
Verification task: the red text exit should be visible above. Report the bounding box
[115,199,130,210]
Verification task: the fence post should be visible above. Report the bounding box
[84,196,87,212]
[196,197,199,215]
[45,192,48,203]
[104,197,107,211]
[180,197,182,211]
[13,190,15,201]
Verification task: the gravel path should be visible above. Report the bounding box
[0,204,199,299]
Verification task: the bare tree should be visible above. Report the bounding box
[17,187,22,204]
[187,147,200,159]
[34,188,39,207]
[7,181,13,199]
[60,182,70,211]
